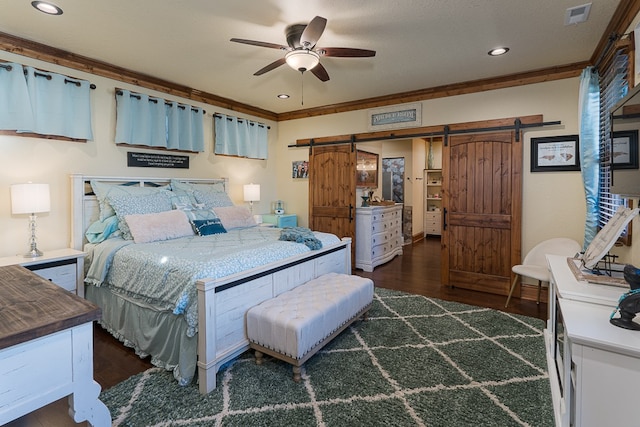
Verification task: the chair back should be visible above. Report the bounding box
[522,238,581,268]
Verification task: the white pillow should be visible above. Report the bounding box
[124,209,194,244]
[212,205,257,229]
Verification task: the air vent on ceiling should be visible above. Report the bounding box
[565,3,592,25]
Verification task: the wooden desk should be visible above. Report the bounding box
[0,265,111,426]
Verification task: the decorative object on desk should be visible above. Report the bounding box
[610,264,640,330]
[360,195,369,207]
[356,150,378,188]
[243,183,260,214]
[531,135,581,172]
[10,182,50,257]
[273,199,285,215]
[580,205,639,269]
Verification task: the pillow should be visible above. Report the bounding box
[124,210,194,244]
[85,215,120,243]
[212,205,257,229]
[108,191,174,240]
[170,180,200,206]
[192,188,234,209]
[91,180,169,221]
[170,180,228,208]
[183,208,219,222]
[170,194,194,211]
[190,218,227,236]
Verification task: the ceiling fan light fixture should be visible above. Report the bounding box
[285,50,320,72]
[277,94,290,99]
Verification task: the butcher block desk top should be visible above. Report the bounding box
[0,264,100,350]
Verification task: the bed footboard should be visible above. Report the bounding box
[195,237,351,394]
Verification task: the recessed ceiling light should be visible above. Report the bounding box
[488,47,509,56]
[277,94,290,99]
[31,1,63,15]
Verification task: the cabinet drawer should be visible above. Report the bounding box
[277,215,297,228]
[30,263,76,292]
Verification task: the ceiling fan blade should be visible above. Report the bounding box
[230,38,288,51]
[254,58,287,76]
[300,16,327,49]
[310,63,330,82]
[319,47,376,57]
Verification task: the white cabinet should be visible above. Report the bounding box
[355,204,403,272]
[424,211,441,236]
[424,169,442,237]
[546,255,640,426]
[0,249,86,296]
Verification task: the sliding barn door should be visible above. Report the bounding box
[441,131,522,295]
[308,144,356,262]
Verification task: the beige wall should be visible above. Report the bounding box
[0,51,278,257]
[276,79,620,261]
[2,48,638,266]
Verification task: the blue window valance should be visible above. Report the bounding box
[214,113,268,159]
[115,89,205,152]
[0,62,93,140]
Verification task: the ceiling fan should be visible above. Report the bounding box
[230,16,376,82]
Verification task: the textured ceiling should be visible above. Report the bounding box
[0,0,621,114]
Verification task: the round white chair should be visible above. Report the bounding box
[505,237,582,307]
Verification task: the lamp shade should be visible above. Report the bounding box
[243,183,260,202]
[11,183,50,214]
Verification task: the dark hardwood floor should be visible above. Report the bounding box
[8,237,546,426]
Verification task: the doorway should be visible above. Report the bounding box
[381,157,405,203]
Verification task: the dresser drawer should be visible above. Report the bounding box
[29,263,76,292]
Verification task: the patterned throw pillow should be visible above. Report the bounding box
[91,180,169,221]
[190,218,227,236]
[108,191,173,240]
[170,179,233,209]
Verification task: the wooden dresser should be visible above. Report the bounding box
[355,204,403,272]
[0,265,111,426]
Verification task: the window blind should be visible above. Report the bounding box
[598,48,629,241]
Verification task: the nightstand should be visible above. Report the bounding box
[261,213,297,228]
[0,248,87,297]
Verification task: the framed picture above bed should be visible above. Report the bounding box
[356,150,378,188]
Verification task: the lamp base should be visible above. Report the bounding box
[23,247,43,258]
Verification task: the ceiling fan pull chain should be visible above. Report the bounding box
[301,71,304,106]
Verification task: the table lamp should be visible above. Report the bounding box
[243,183,260,214]
[11,182,50,257]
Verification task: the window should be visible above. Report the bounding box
[598,45,632,244]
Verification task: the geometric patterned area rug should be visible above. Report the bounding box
[100,288,554,426]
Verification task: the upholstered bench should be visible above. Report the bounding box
[246,272,374,381]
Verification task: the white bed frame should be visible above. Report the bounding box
[70,174,352,394]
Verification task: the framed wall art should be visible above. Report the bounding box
[612,130,639,170]
[531,135,581,172]
[356,150,378,188]
[292,160,309,178]
[367,102,422,131]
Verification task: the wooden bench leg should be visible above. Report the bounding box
[292,365,301,382]
[255,350,264,365]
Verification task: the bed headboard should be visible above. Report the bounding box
[69,174,229,250]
